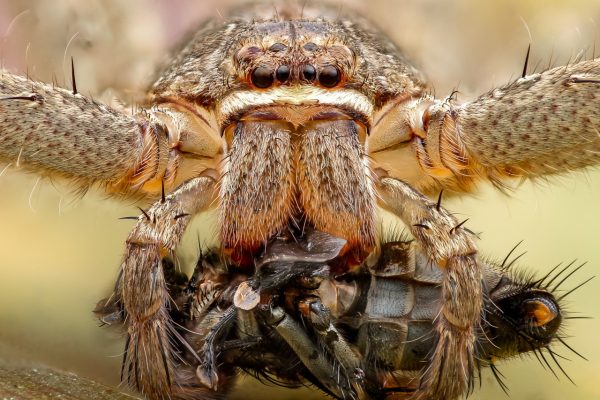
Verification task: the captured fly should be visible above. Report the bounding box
[97,229,584,399]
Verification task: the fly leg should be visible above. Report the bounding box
[297,297,366,398]
[198,298,357,399]
[259,305,356,400]
[376,176,481,400]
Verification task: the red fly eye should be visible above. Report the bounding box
[319,66,341,88]
[251,66,274,88]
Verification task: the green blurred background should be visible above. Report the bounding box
[0,0,599,399]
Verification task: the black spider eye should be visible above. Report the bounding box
[319,65,340,88]
[276,65,290,82]
[303,42,319,52]
[251,66,274,88]
[269,42,287,52]
[302,64,317,82]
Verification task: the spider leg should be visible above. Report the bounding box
[370,58,600,194]
[376,176,481,400]
[117,175,216,399]
[0,71,221,198]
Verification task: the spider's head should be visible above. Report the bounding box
[219,26,367,129]
[149,8,425,266]
[152,3,425,124]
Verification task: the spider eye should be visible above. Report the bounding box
[269,42,287,52]
[303,42,319,52]
[302,64,317,82]
[319,65,341,88]
[251,66,274,88]
[276,65,290,83]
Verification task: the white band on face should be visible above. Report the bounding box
[217,86,374,125]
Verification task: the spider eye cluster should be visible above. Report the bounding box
[250,64,342,89]
[251,66,274,88]
[318,65,341,87]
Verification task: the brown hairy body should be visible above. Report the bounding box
[0,1,598,400]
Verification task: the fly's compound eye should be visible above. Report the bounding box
[251,66,274,88]
[319,65,341,88]
[276,65,290,83]
[522,297,559,328]
[496,289,562,344]
[302,64,317,82]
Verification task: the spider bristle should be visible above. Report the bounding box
[121,333,131,382]
[156,325,172,388]
[532,347,546,371]
[136,206,151,221]
[449,218,469,234]
[133,336,140,388]
[174,212,190,220]
[113,267,124,293]
[436,189,443,211]
[70,56,77,95]
[413,223,430,230]
[534,261,564,287]
[466,353,476,396]
[522,43,531,78]
[548,347,571,362]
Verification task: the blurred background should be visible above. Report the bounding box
[0,0,599,399]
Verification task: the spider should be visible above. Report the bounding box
[0,0,596,400]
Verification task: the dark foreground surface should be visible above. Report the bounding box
[0,365,137,400]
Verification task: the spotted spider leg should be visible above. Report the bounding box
[376,177,480,400]
[371,58,600,195]
[117,175,216,399]
[0,71,220,398]
[0,71,217,198]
